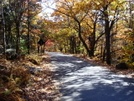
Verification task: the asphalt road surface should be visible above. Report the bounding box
[48,52,134,101]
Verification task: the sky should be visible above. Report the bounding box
[38,0,134,19]
[38,0,55,19]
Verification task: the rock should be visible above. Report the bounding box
[26,67,42,75]
[116,62,128,70]
[28,58,39,65]
[5,48,17,60]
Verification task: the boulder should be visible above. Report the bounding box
[26,67,42,75]
[28,58,39,65]
[116,62,128,70]
[5,49,17,60]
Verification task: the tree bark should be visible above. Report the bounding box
[87,14,98,57]
[88,32,95,57]
[27,0,30,54]
[77,21,90,56]
[1,1,6,56]
[105,19,111,65]
[16,22,20,54]
[69,36,76,54]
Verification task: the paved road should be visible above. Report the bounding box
[48,52,134,101]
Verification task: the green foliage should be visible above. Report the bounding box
[20,38,28,54]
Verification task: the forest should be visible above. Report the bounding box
[0,0,133,100]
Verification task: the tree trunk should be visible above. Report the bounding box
[77,21,90,56]
[105,20,111,65]
[75,41,81,54]
[7,23,12,46]
[88,19,97,57]
[27,0,30,54]
[27,19,30,54]
[1,2,6,56]
[102,46,106,62]
[16,22,20,54]
[88,32,95,57]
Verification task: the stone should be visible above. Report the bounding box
[5,48,17,60]
[116,62,128,70]
[26,67,42,75]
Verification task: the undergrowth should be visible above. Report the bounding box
[0,53,44,101]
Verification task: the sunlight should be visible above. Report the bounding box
[49,52,134,101]
[58,65,134,100]
[58,63,74,67]
[74,60,83,63]
[38,0,55,19]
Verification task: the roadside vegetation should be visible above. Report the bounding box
[0,53,60,101]
[0,0,133,100]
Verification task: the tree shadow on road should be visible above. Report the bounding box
[50,52,94,77]
[49,52,134,101]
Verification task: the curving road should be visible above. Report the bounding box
[48,52,134,101]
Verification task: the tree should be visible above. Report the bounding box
[8,0,27,54]
[0,0,6,55]
[51,0,95,56]
[43,0,132,65]
[26,0,42,54]
[115,0,134,66]
[0,0,42,56]
[96,0,126,64]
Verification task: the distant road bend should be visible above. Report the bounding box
[48,52,134,101]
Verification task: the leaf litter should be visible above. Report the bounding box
[22,55,61,101]
[74,54,134,78]
[0,54,61,101]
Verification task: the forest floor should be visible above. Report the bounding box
[22,54,61,101]
[22,53,134,101]
[0,52,134,101]
[0,53,60,101]
[74,54,134,79]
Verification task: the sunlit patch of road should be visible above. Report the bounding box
[48,52,134,101]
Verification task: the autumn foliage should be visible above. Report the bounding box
[44,0,134,66]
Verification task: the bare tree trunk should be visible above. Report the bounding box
[77,21,90,56]
[105,19,111,64]
[102,46,106,62]
[1,1,6,56]
[102,4,114,65]
[16,22,20,54]
[27,0,30,54]
[88,32,95,57]
[69,36,75,54]
[88,17,97,57]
